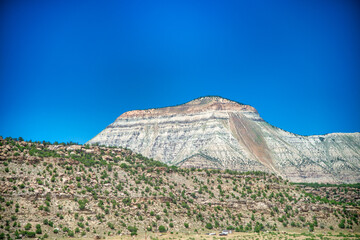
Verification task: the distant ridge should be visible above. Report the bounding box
[87,96,360,183]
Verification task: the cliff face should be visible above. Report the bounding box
[87,97,360,183]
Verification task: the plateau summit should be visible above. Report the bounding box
[87,96,360,183]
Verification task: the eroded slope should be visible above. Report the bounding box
[87,96,360,183]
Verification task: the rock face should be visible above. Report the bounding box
[87,96,360,183]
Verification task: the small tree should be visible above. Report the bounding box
[36,224,42,234]
[205,223,213,229]
[68,230,75,237]
[24,223,32,230]
[339,219,345,229]
[309,223,314,232]
[127,226,138,236]
[158,225,167,232]
[26,232,36,238]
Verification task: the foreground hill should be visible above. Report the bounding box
[0,137,359,239]
[87,96,360,183]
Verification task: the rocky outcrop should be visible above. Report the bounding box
[87,96,360,183]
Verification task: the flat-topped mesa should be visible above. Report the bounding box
[118,96,259,119]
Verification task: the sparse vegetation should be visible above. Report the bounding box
[0,136,359,239]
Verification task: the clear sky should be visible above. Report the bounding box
[1,0,359,144]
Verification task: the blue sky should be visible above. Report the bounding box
[1,0,359,144]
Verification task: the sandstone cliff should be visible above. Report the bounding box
[87,96,360,183]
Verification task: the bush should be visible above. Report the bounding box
[78,199,88,210]
[26,232,36,238]
[68,230,74,237]
[254,222,264,233]
[107,222,114,229]
[36,225,42,234]
[158,225,167,232]
[205,223,213,229]
[127,226,138,236]
[120,163,128,169]
[24,223,32,230]
[339,219,345,229]
[184,223,189,228]
[235,225,244,232]
[309,223,314,232]
[227,226,235,230]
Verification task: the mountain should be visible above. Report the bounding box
[0,138,359,239]
[87,96,360,183]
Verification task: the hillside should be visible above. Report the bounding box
[87,96,360,183]
[0,137,359,239]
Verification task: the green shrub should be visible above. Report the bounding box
[254,222,264,233]
[339,219,345,229]
[68,230,74,237]
[107,222,114,229]
[24,223,32,230]
[127,226,138,236]
[235,225,244,232]
[26,232,36,238]
[158,225,167,232]
[205,223,213,229]
[78,199,88,210]
[309,223,314,232]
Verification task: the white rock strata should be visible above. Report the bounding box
[87,97,360,183]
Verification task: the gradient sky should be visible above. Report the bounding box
[1,0,359,144]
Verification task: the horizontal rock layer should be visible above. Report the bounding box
[87,96,360,183]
